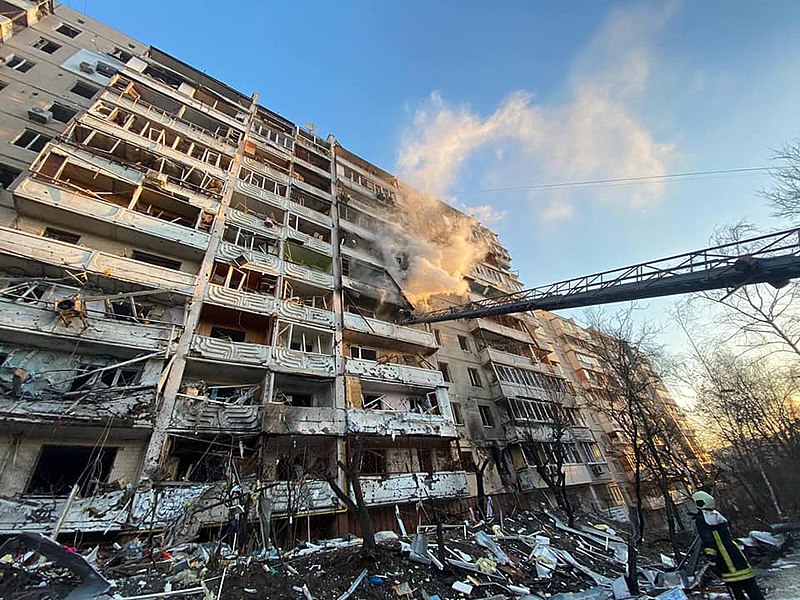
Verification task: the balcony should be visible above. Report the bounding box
[288,200,333,228]
[291,177,332,200]
[345,358,444,388]
[216,242,334,289]
[358,471,469,506]
[517,464,593,491]
[345,409,457,438]
[235,178,288,211]
[170,395,261,434]
[341,243,383,267]
[339,214,377,242]
[15,178,211,252]
[286,228,332,256]
[226,208,286,238]
[81,112,230,180]
[0,388,154,428]
[0,227,196,295]
[343,312,436,351]
[242,155,291,185]
[0,297,176,353]
[204,285,335,329]
[490,380,551,402]
[101,87,237,154]
[264,404,345,436]
[190,336,336,377]
[470,318,533,345]
[478,346,536,370]
[342,275,405,306]
[502,421,553,444]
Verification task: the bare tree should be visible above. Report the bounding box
[586,309,709,578]
[520,392,577,527]
[691,223,800,360]
[311,435,376,559]
[761,137,800,222]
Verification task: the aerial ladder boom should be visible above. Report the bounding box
[405,227,800,325]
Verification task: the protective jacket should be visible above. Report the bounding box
[694,510,754,583]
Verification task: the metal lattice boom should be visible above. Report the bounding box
[405,227,800,324]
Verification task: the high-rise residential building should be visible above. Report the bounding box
[0,2,706,540]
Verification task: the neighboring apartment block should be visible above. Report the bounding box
[0,1,706,541]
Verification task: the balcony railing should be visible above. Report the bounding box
[16,178,211,251]
[191,336,336,377]
[470,318,533,344]
[345,358,444,388]
[517,464,593,491]
[358,471,469,506]
[478,346,536,369]
[345,409,456,438]
[204,284,335,329]
[0,297,177,352]
[170,395,262,434]
[0,227,196,295]
[343,313,436,350]
[217,241,334,289]
[264,404,345,435]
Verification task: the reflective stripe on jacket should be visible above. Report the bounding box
[694,510,754,583]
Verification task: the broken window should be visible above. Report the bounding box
[26,445,117,496]
[108,46,133,62]
[417,449,433,473]
[32,38,61,54]
[468,367,483,387]
[209,326,246,343]
[460,451,475,471]
[13,129,50,152]
[0,163,21,189]
[451,402,464,425]
[438,362,451,383]
[433,329,442,345]
[50,102,78,123]
[6,55,35,72]
[107,298,154,323]
[362,393,384,411]
[457,335,471,352]
[43,227,80,244]
[70,81,98,99]
[55,23,81,38]
[478,405,494,428]
[224,226,277,255]
[131,250,182,271]
[68,363,141,392]
[349,345,377,361]
[361,449,386,475]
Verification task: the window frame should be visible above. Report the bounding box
[467,367,483,387]
[6,55,36,72]
[55,23,82,38]
[478,405,495,428]
[13,129,51,152]
[450,401,464,425]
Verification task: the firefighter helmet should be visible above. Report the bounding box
[692,491,716,510]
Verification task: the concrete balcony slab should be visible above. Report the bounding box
[0,227,196,295]
[343,313,436,351]
[345,358,444,388]
[345,408,457,438]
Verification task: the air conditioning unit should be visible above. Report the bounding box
[27,106,52,124]
[590,464,606,477]
[79,61,95,74]
[96,62,118,78]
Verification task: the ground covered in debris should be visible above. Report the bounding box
[0,509,794,600]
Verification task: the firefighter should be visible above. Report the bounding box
[691,491,764,600]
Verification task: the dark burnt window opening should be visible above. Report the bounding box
[361,449,387,475]
[26,445,117,496]
[0,163,21,189]
[209,326,246,343]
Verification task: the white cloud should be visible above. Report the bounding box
[397,3,678,222]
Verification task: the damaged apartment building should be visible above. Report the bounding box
[0,1,706,543]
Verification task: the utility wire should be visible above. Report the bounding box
[454,166,775,195]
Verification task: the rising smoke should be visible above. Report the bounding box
[379,184,489,308]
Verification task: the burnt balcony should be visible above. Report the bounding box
[14,176,211,254]
[170,394,262,435]
[0,227,196,295]
[0,292,178,353]
[358,471,469,506]
[478,345,537,370]
[263,404,345,436]
[470,316,534,345]
[343,312,436,353]
[516,464,593,491]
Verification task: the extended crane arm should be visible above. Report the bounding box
[405,227,800,325]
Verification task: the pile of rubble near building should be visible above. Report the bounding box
[0,508,792,600]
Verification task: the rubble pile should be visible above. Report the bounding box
[0,510,792,600]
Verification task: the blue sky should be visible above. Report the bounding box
[77,0,800,352]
